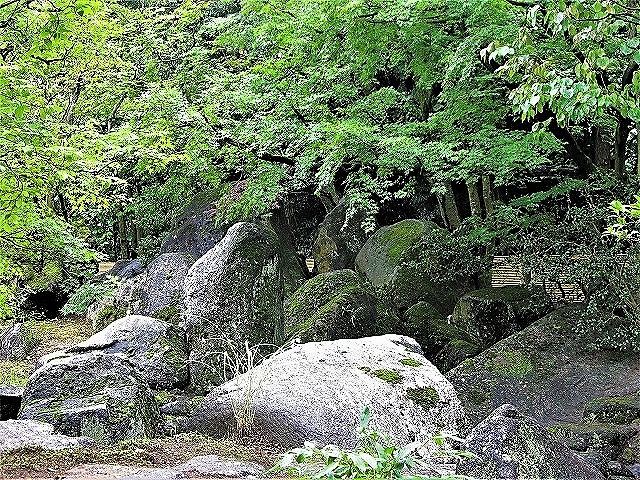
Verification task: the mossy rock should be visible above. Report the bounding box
[285,269,378,342]
[401,301,459,355]
[584,395,640,425]
[93,305,125,332]
[549,421,638,460]
[447,306,640,429]
[183,221,306,392]
[433,339,481,373]
[19,352,159,444]
[355,219,435,288]
[450,285,553,349]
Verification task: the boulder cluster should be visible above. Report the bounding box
[2,197,640,479]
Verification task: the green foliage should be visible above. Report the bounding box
[274,407,469,480]
[61,277,121,316]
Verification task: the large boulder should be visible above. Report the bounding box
[103,259,144,280]
[447,307,640,428]
[355,219,476,315]
[160,191,227,261]
[284,269,379,342]
[355,219,433,288]
[64,315,188,389]
[186,334,466,453]
[128,253,192,321]
[0,420,94,452]
[183,222,306,391]
[312,199,368,273]
[19,352,159,443]
[457,404,605,480]
[449,286,553,350]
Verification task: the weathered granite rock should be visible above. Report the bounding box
[447,307,640,428]
[183,222,305,391]
[186,334,466,453]
[0,323,26,361]
[284,269,379,342]
[67,315,188,389]
[0,419,94,452]
[457,404,605,480]
[19,352,159,443]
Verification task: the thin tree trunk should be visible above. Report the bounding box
[118,213,129,259]
[443,181,461,230]
[467,177,482,218]
[481,175,495,217]
[614,117,629,180]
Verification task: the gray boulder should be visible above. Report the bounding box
[67,315,188,389]
[128,253,192,321]
[457,404,605,480]
[447,307,640,428]
[87,280,133,331]
[0,323,26,361]
[0,420,94,452]
[186,334,466,453]
[312,199,368,273]
[19,352,159,443]
[284,269,379,342]
[106,259,144,280]
[183,222,305,392]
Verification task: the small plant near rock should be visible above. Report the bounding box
[274,407,470,480]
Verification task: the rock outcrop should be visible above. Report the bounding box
[0,420,94,452]
[447,307,640,428]
[183,222,305,391]
[128,253,192,321]
[65,315,188,389]
[449,286,552,350]
[186,334,466,453]
[19,352,159,443]
[457,404,605,480]
[355,219,433,288]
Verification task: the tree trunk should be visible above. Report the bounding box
[614,117,629,180]
[467,177,482,218]
[118,213,129,260]
[481,175,495,217]
[592,126,611,168]
[443,181,461,230]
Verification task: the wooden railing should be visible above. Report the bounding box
[491,256,583,303]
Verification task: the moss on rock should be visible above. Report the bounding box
[371,369,403,384]
[285,269,379,342]
[407,387,440,409]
